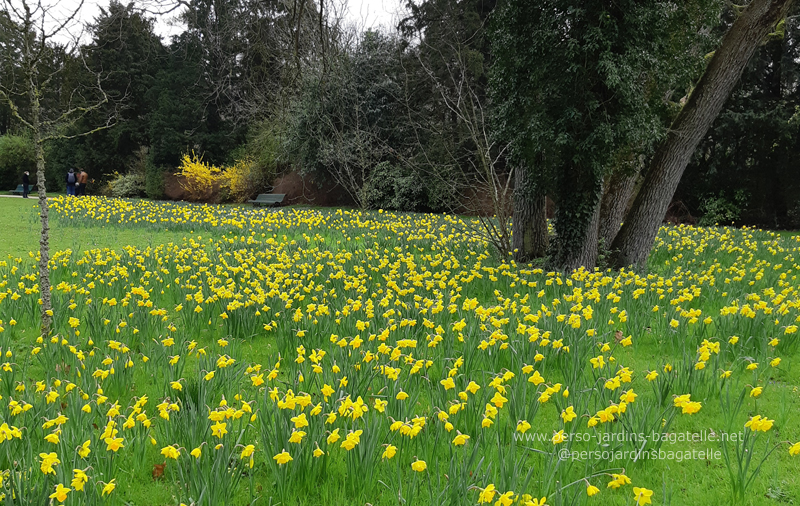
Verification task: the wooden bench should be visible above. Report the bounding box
[248,193,285,207]
[10,184,34,195]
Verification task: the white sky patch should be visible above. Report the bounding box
[3,0,405,45]
[344,0,406,32]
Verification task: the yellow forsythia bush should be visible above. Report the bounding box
[177,151,222,201]
[223,158,261,203]
[178,152,262,203]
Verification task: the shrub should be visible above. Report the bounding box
[107,147,150,198]
[0,135,36,190]
[108,171,147,198]
[145,161,166,200]
[787,201,800,229]
[177,151,221,202]
[222,158,264,203]
[176,151,268,203]
[698,190,748,226]
[361,161,425,211]
[247,121,283,179]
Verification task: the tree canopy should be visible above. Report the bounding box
[489,0,721,269]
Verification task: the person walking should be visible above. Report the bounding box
[76,168,88,196]
[78,169,89,195]
[22,171,30,198]
[66,168,76,196]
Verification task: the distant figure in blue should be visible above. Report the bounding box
[66,168,76,196]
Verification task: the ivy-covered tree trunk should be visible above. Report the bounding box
[552,167,603,271]
[611,0,795,268]
[512,163,548,262]
[598,169,638,248]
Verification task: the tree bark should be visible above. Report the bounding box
[611,0,794,268]
[564,195,602,272]
[552,166,603,272]
[598,169,638,248]
[512,162,548,262]
[29,73,53,336]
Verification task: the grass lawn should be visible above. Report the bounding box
[0,197,214,259]
[0,195,798,506]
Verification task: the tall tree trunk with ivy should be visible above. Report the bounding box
[490,0,723,273]
[611,0,795,268]
[552,166,603,271]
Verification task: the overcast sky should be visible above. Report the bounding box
[13,0,406,44]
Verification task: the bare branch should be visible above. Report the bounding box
[0,88,35,130]
[42,114,117,141]
[39,0,84,44]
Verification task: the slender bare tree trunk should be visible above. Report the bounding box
[28,74,52,335]
[611,0,794,268]
[1,0,113,336]
[598,169,638,248]
[512,162,548,262]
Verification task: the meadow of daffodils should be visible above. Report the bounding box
[0,196,799,505]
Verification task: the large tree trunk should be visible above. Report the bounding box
[569,196,602,271]
[598,169,639,248]
[29,77,52,336]
[552,166,603,271]
[512,162,548,262]
[611,0,794,268]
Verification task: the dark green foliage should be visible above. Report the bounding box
[42,141,75,192]
[490,0,721,268]
[241,120,286,185]
[145,162,166,200]
[137,147,166,200]
[180,0,320,120]
[361,161,426,211]
[87,3,162,166]
[147,32,244,168]
[697,190,749,226]
[680,11,800,229]
[35,2,243,189]
[288,1,501,212]
[43,3,162,186]
[287,30,408,207]
[0,11,23,136]
[0,135,35,190]
[398,0,499,214]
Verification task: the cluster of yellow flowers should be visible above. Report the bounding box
[176,151,223,202]
[176,153,264,203]
[0,196,797,504]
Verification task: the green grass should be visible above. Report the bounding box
[0,197,193,259]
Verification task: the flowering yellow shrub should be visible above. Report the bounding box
[177,151,221,201]
[178,152,262,202]
[221,157,261,203]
